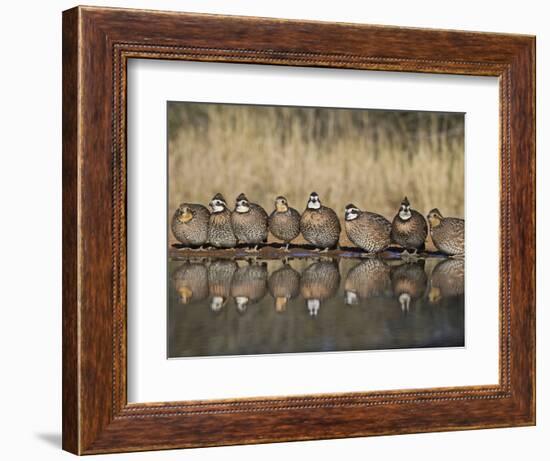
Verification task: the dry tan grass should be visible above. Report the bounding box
[168,103,464,224]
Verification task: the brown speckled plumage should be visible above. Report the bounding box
[427,208,464,256]
[171,203,210,246]
[344,259,391,304]
[300,193,341,249]
[171,262,209,305]
[269,197,301,244]
[268,264,301,311]
[344,204,391,253]
[207,193,237,248]
[231,193,268,245]
[230,262,268,312]
[391,197,428,251]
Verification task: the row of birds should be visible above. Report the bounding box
[172,192,465,255]
[173,258,464,316]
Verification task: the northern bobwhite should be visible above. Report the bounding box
[207,193,237,248]
[427,208,465,256]
[268,196,301,251]
[171,203,209,247]
[300,192,341,250]
[344,203,391,253]
[391,196,428,253]
[231,193,268,251]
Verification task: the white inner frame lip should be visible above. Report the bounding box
[127,59,499,403]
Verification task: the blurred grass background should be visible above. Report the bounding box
[168,102,464,223]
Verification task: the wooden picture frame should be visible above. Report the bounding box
[62,5,535,454]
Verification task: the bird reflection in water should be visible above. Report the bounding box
[168,256,464,357]
[171,262,209,305]
[344,259,392,305]
[300,260,341,317]
[169,257,462,314]
[268,263,301,312]
[429,258,465,303]
[390,261,428,312]
[207,259,237,312]
[230,262,268,313]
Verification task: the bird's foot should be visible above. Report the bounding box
[320,247,329,254]
[244,253,259,264]
[244,245,259,253]
[190,245,206,252]
[401,249,419,262]
[283,243,290,253]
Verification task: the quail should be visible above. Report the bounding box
[427,208,465,256]
[268,196,301,251]
[300,192,341,251]
[207,193,237,248]
[391,196,428,253]
[268,263,301,312]
[429,258,464,303]
[231,193,268,251]
[344,259,391,305]
[171,203,210,248]
[207,259,237,312]
[230,262,268,313]
[300,259,340,316]
[171,261,209,305]
[390,261,428,312]
[344,203,391,253]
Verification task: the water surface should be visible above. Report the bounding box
[167,257,464,358]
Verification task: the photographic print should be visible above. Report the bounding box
[167,102,465,358]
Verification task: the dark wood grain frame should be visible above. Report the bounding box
[62,5,535,455]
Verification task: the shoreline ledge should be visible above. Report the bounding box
[169,243,450,260]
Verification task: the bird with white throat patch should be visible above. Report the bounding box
[231,193,268,252]
[390,196,428,254]
[207,193,236,248]
[300,192,341,251]
[344,203,391,253]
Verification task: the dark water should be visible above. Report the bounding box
[167,257,464,358]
